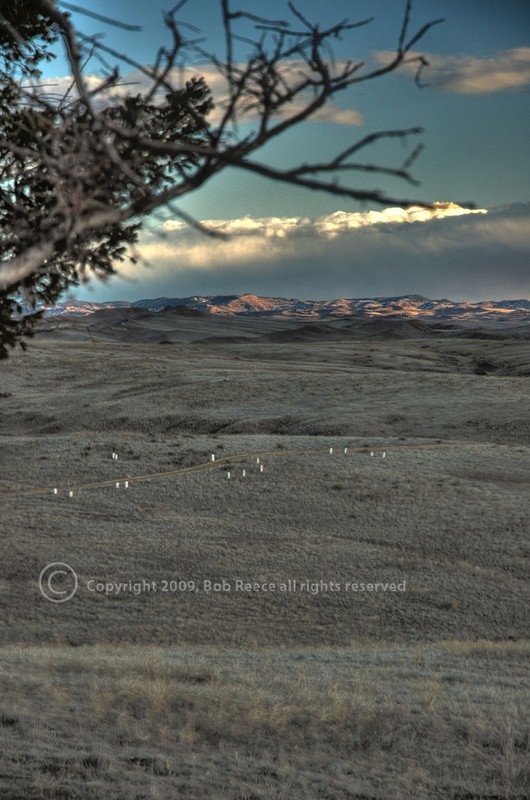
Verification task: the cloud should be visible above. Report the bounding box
[158,202,486,242]
[42,59,363,126]
[276,100,363,126]
[373,47,530,94]
[82,201,530,303]
[180,61,363,125]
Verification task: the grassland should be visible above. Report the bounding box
[0,324,529,798]
[1,641,528,799]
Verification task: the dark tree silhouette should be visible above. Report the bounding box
[0,0,442,357]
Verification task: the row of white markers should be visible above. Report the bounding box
[55,448,387,496]
[219,449,387,480]
[329,447,386,458]
[225,456,265,480]
[54,481,130,497]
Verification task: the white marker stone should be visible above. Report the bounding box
[115,482,120,488]
[69,491,73,498]
[125,481,129,489]
[256,457,260,464]
[227,471,231,479]
[382,452,386,459]
[242,469,246,477]
[260,464,264,473]
[344,447,348,454]
[211,454,215,462]
[53,488,58,495]
[370,451,374,457]
[329,447,333,455]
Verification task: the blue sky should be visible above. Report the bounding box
[48,1,530,301]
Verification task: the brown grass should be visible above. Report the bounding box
[0,641,529,799]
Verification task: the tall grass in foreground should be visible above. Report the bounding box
[0,641,528,799]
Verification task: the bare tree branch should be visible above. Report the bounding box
[59,3,142,31]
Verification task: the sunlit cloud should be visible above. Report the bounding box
[158,202,487,245]
[374,47,530,93]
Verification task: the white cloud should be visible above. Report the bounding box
[157,202,487,246]
[374,47,530,94]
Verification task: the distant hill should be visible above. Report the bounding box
[42,293,530,324]
[159,305,209,317]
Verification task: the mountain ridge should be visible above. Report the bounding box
[42,293,530,323]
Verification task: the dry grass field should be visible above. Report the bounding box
[0,315,529,798]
